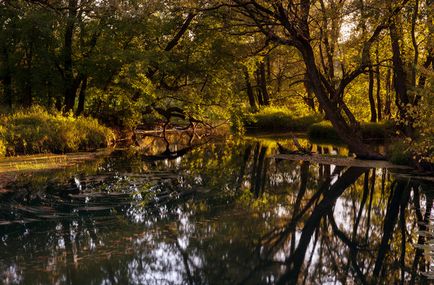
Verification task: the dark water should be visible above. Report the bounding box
[0,135,433,284]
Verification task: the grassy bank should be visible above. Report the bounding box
[307,121,394,143]
[242,107,323,133]
[241,107,393,143]
[0,107,115,157]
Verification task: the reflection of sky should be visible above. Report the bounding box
[124,207,205,284]
[0,140,428,284]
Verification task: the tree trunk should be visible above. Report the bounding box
[304,75,316,111]
[376,47,382,121]
[63,0,78,113]
[1,46,12,108]
[23,46,33,107]
[75,75,88,116]
[259,61,270,105]
[414,55,434,106]
[255,69,264,106]
[384,68,392,117]
[299,41,383,159]
[368,66,377,122]
[414,0,434,104]
[410,0,420,87]
[389,22,410,121]
[243,67,257,109]
[256,62,270,106]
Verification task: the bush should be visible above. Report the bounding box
[243,106,322,133]
[1,107,115,155]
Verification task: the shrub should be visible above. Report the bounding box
[243,106,322,133]
[1,107,115,155]
[75,116,117,150]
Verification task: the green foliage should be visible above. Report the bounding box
[243,106,322,133]
[230,109,249,135]
[74,116,116,151]
[360,121,394,141]
[86,87,152,130]
[402,73,434,164]
[387,141,413,165]
[307,121,340,142]
[1,107,115,155]
[0,126,6,157]
[307,121,394,143]
[0,0,432,165]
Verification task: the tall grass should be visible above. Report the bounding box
[386,141,413,165]
[243,106,323,133]
[307,120,394,143]
[0,107,115,156]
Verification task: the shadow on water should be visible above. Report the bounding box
[0,134,433,284]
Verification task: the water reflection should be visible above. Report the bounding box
[0,136,433,284]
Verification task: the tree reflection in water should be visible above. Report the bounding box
[0,137,433,284]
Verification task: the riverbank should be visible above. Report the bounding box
[0,107,115,157]
[0,106,430,171]
[240,109,433,167]
[0,149,112,194]
[242,108,393,142]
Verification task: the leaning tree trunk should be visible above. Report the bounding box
[300,41,383,159]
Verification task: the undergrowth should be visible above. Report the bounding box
[242,106,323,133]
[307,120,394,143]
[0,107,115,156]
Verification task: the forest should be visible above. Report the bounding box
[2,1,434,284]
[0,0,433,166]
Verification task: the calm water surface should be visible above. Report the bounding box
[0,135,433,284]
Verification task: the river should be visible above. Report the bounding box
[0,133,433,284]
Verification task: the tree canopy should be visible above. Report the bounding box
[0,0,433,160]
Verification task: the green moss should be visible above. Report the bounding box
[0,107,116,156]
[243,107,322,133]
